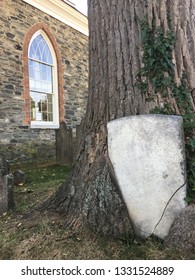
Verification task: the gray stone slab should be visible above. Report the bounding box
[0,176,8,214]
[0,157,14,214]
[107,115,187,239]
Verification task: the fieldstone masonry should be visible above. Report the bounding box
[0,0,88,162]
[107,115,187,239]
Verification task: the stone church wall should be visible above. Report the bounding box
[0,0,88,163]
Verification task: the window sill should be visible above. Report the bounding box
[30,123,59,129]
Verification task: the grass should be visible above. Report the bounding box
[0,162,194,260]
[11,162,71,212]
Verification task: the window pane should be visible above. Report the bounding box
[29,42,37,60]
[29,59,34,78]
[30,91,53,122]
[42,44,53,64]
[29,34,53,64]
[48,113,53,122]
[29,60,52,93]
[47,95,53,113]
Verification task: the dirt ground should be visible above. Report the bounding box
[1,210,192,260]
[0,162,194,260]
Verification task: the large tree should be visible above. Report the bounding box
[42,0,195,236]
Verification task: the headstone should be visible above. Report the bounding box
[55,122,73,165]
[1,158,10,176]
[7,174,14,209]
[107,115,187,239]
[13,170,26,186]
[0,158,14,214]
[0,176,8,214]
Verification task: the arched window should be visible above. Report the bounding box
[28,30,59,128]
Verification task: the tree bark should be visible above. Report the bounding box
[42,0,195,236]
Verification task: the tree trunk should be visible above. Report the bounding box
[42,0,195,236]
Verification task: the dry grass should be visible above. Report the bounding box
[0,162,194,260]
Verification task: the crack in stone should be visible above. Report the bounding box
[152,180,187,235]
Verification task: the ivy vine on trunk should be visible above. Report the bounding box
[136,18,195,201]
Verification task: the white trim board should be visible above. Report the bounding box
[23,0,88,36]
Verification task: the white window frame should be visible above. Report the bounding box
[28,30,59,129]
